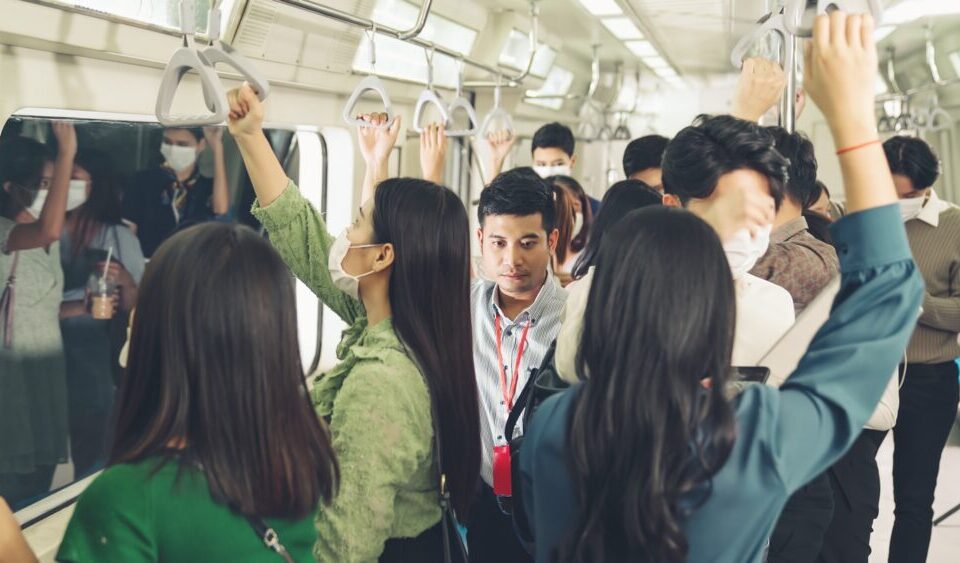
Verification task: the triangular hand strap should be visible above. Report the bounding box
[155,47,228,126]
[413,89,450,133]
[479,107,514,139]
[783,0,884,38]
[201,42,271,101]
[445,96,480,138]
[342,75,396,129]
[730,12,786,69]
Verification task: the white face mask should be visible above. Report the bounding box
[26,189,47,218]
[571,212,584,238]
[161,143,198,173]
[898,197,926,222]
[533,164,572,179]
[66,180,88,211]
[327,230,381,300]
[723,225,772,279]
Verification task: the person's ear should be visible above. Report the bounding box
[570,154,577,168]
[373,243,395,271]
[547,228,559,252]
[196,139,207,153]
[476,227,485,254]
[662,193,682,208]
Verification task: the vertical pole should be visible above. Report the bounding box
[780,34,799,132]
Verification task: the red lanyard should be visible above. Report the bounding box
[494,314,531,412]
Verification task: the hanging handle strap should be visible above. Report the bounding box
[1,252,21,349]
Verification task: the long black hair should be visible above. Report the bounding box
[112,223,338,519]
[548,175,593,253]
[561,207,737,562]
[68,149,124,258]
[372,178,481,518]
[571,180,662,280]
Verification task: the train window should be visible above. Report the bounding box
[499,29,557,78]
[45,0,239,36]
[352,0,478,89]
[0,112,327,519]
[525,66,575,111]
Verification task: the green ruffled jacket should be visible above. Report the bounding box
[252,181,440,562]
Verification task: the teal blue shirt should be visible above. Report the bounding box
[519,204,924,563]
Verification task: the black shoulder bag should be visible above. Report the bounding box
[503,339,569,551]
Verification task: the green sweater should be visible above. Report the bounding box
[251,181,440,562]
[56,458,317,562]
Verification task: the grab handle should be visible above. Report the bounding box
[730,13,786,69]
[783,0,884,38]
[156,48,228,126]
[342,75,397,129]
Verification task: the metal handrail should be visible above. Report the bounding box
[277,0,536,89]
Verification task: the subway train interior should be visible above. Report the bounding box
[1,0,960,562]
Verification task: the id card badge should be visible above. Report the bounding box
[493,444,512,496]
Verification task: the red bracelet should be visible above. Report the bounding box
[836,139,881,156]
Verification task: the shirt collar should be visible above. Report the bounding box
[916,190,950,227]
[772,216,809,244]
[489,272,562,326]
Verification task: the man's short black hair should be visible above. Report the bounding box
[623,135,670,178]
[883,135,941,191]
[532,122,575,157]
[662,115,788,210]
[478,167,555,232]
[765,127,819,209]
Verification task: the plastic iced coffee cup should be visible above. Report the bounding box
[92,294,113,320]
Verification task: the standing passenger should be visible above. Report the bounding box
[227,90,480,562]
[0,124,76,511]
[56,223,338,562]
[622,134,670,192]
[519,14,925,562]
[59,149,145,478]
[662,115,796,366]
[747,128,840,563]
[883,135,960,563]
[122,127,229,258]
[546,176,592,285]
[469,168,566,563]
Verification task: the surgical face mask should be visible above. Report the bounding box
[899,196,926,222]
[66,180,88,212]
[533,164,572,179]
[571,212,584,238]
[723,225,772,279]
[161,143,198,173]
[327,230,381,300]
[25,188,46,218]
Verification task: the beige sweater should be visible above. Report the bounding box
[904,190,960,364]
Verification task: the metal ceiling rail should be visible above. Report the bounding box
[276,0,538,89]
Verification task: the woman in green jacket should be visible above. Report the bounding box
[57,222,339,562]
[227,85,480,562]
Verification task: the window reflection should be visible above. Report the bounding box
[0,116,308,512]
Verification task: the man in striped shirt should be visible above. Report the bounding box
[884,135,960,563]
[468,168,567,563]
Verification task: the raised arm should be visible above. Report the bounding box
[228,83,363,324]
[5,122,76,252]
[204,127,230,215]
[419,123,447,184]
[483,129,515,184]
[226,83,288,207]
[357,113,401,205]
[755,12,922,490]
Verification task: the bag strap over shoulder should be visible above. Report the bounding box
[1,251,21,349]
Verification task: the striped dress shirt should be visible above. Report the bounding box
[471,274,567,486]
[905,190,960,364]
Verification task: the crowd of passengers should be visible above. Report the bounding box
[0,12,957,563]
